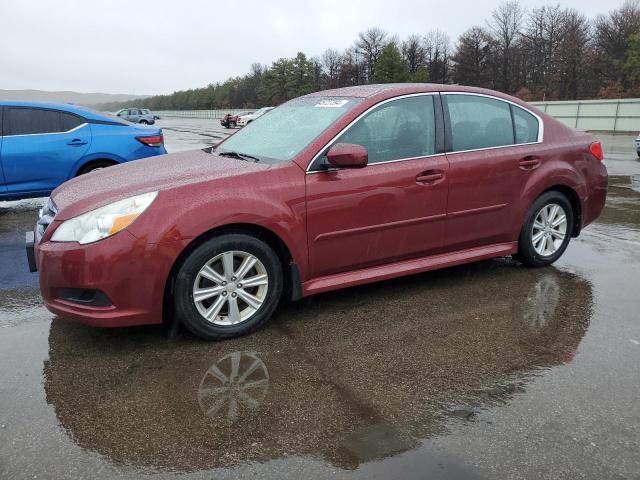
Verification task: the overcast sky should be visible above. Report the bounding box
[0,0,616,95]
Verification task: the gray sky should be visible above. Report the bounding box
[0,0,615,95]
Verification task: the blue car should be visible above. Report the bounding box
[0,101,167,201]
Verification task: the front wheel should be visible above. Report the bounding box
[515,191,574,267]
[174,234,283,340]
[140,120,149,125]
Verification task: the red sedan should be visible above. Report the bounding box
[29,84,608,340]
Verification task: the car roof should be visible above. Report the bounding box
[301,83,541,114]
[0,100,116,121]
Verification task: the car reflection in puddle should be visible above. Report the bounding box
[44,259,592,473]
[198,351,270,422]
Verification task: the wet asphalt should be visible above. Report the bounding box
[1,122,640,479]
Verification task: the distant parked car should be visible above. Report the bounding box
[220,112,250,129]
[635,133,640,157]
[115,108,156,125]
[0,101,166,201]
[237,107,274,127]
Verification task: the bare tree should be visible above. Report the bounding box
[401,34,426,74]
[424,30,452,84]
[556,10,592,99]
[452,26,495,87]
[593,0,640,86]
[321,48,341,88]
[521,5,566,99]
[355,27,388,82]
[488,0,525,93]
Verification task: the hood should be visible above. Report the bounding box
[51,150,269,220]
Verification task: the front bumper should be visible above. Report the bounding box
[35,230,181,328]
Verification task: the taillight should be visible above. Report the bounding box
[589,141,604,161]
[136,134,164,147]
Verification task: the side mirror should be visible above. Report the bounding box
[326,143,368,169]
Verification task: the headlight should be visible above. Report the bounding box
[51,191,157,244]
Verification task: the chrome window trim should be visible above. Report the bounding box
[443,91,544,146]
[2,122,88,138]
[305,92,440,173]
[305,90,545,173]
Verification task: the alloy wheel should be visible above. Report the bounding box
[531,203,568,257]
[193,251,269,325]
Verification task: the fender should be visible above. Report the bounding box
[128,177,309,280]
[516,158,586,237]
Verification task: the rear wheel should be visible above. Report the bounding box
[174,234,283,340]
[515,191,573,267]
[230,121,237,128]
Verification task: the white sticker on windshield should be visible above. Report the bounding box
[314,99,349,108]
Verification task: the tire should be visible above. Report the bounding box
[174,234,283,340]
[140,120,149,125]
[515,191,574,268]
[77,161,115,175]
[636,150,640,158]
[230,121,236,128]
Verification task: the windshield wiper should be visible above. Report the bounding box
[217,151,260,162]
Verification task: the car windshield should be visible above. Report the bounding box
[216,97,361,163]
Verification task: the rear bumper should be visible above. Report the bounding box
[36,230,182,328]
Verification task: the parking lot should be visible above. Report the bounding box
[1,121,640,479]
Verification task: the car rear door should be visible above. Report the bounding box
[0,107,91,194]
[129,109,142,122]
[305,93,449,278]
[441,93,544,251]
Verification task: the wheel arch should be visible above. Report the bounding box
[541,185,582,237]
[74,158,119,176]
[162,222,302,324]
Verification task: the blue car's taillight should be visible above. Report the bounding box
[136,134,164,147]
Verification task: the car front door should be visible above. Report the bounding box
[442,93,544,251]
[305,94,449,278]
[0,107,91,194]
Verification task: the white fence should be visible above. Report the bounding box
[155,98,640,132]
[530,98,640,133]
[154,109,254,120]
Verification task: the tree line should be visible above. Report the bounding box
[99,0,640,111]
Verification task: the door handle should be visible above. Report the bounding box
[416,171,444,185]
[519,156,541,170]
[67,139,87,146]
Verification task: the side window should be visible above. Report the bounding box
[333,95,436,164]
[6,108,62,136]
[446,95,514,151]
[512,105,539,144]
[60,112,84,131]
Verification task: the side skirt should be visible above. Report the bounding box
[301,242,518,297]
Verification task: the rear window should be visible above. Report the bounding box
[512,105,539,144]
[4,108,84,136]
